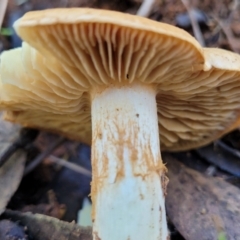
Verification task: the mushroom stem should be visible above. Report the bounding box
[91,82,168,240]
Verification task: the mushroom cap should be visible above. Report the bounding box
[165,47,240,151]
[0,44,92,145]
[1,8,240,151]
[13,8,206,87]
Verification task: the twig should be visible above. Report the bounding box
[0,0,8,29]
[196,142,240,177]
[215,140,240,158]
[24,136,65,175]
[48,155,92,177]
[137,0,156,17]
[181,0,205,46]
[213,16,240,53]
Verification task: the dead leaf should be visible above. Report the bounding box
[0,113,20,154]
[0,114,25,215]
[164,153,240,240]
[0,150,26,215]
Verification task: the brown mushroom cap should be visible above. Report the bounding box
[1,9,240,151]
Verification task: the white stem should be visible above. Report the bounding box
[91,82,168,240]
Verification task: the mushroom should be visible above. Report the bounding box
[1,8,240,240]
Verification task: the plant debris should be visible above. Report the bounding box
[3,210,92,240]
[0,150,26,215]
[165,153,240,240]
[0,219,28,240]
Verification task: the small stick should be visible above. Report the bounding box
[137,0,156,17]
[215,140,240,158]
[48,155,92,177]
[181,0,205,46]
[213,16,240,53]
[24,136,65,175]
[0,0,8,28]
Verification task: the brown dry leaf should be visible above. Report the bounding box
[0,113,26,215]
[3,210,92,240]
[0,149,26,215]
[165,153,240,240]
